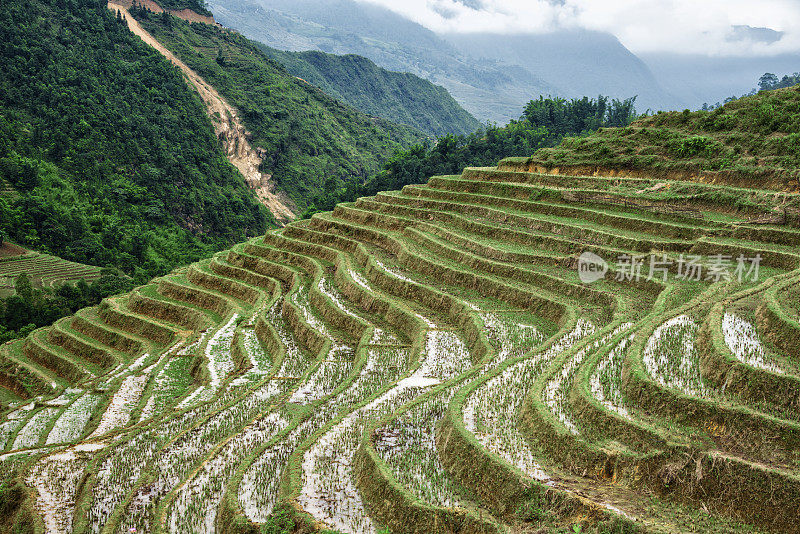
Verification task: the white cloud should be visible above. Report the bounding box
[358,0,800,56]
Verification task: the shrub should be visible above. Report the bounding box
[675,135,716,158]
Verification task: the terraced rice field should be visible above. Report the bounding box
[2,162,800,533]
[0,245,104,294]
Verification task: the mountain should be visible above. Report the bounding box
[0,0,270,282]
[207,0,680,122]
[0,0,423,284]
[256,47,481,136]
[131,7,425,209]
[206,0,558,123]
[442,30,683,113]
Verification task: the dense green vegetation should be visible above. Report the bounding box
[303,95,638,214]
[529,85,800,186]
[0,0,271,284]
[133,8,426,209]
[258,47,481,137]
[154,0,213,17]
[0,271,134,343]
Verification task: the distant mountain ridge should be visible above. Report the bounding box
[207,0,559,123]
[258,47,482,136]
[442,30,682,113]
[208,0,682,122]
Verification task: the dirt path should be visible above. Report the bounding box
[108,2,295,223]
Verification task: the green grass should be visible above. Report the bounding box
[522,85,800,191]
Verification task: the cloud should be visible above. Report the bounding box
[357,0,800,56]
[728,25,784,45]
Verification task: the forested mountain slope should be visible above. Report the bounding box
[0,0,270,283]
[258,47,481,137]
[110,1,295,222]
[132,7,425,210]
[207,0,679,122]
[0,0,424,287]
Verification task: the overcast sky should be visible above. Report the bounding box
[360,0,800,56]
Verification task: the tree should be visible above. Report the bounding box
[759,73,779,91]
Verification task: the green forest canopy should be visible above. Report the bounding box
[257,46,482,137]
[0,0,271,284]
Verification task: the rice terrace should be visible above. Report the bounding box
[0,244,103,298]
[3,84,800,534]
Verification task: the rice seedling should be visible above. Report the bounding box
[242,345,413,524]
[12,407,60,450]
[290,356,354,404]
[239,417,314,522]
[106,304,298,531]
[463,320,595,480]
[642,316,708,396]
[176,317,242,410]
[88,431,161,531]
[241,327,272,375]
[348,269,372,291]
[319,276,400,345]
[46,393,103,445]
[0,401,39,449]
[26,446,96,534]
[291,283,335,339]
[44,388,82,407]
[118,371,291,531]
[268,300,312,392]
[544,324,633,434]
[89,372,150,438]
[165,411,290,534]
[205,313,240,388]
[371,330,473,507]
[374,259,415,285]
[590,335,636,419]
[181,333,206,356]
[0,449,33,481]
[85,384,260,531]
[375,393,467,507]
[139,355,196,422]
[103,352,152,386]
[722,313,784,374]
[299,347,415,533]
[481,312,546,364]
[0,419,26,451]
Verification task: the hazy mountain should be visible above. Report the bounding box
[207,0,684,122]
[207,0,558,123]
[641,53,800,110]
[442,31,684,113]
